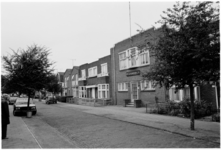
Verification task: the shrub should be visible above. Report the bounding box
[158,106,168,114]
[56,96,66,103]
[179,99,213,119]
[212,113,220,122]
[149,108,158,114]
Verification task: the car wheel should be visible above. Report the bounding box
[32,111,37,115]
[13,110,17,116]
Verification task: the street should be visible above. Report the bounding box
[3,99,220,148]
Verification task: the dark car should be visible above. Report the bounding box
[13,98,37,116]
[45,96,57,104]
[9,96,18,105]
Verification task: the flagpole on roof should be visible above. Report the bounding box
[129,2,132,41]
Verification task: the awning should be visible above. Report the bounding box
[86,85,97,88]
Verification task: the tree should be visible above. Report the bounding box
[46,74,62,97]
[142,1,219,130]
[2,44,53,112]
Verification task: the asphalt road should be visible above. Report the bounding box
[9,99,219,148]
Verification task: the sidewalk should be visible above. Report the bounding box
[59,102,220,144]
[2,104,77,149]
[1,112,40,149]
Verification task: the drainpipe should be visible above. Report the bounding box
[213,82,219,111]
[112,47,117,105]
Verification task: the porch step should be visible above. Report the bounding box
[126,102,134,107]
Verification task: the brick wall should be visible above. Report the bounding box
[111,27,165,106]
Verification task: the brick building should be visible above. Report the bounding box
[78,55,111,105]
[69,66,79,102]
[63,69,72,96]
[110,27,220,110]
[56,72,64,96]
[110,27,165,107]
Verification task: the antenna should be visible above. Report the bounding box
[135,23,144,33]
[129,2,132,40]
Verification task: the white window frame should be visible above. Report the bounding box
[169,85,200,101]
[119,51,128,70]
[128,47,139,68]
[81,70,86,78]
[73,87,78,97]
[101,63,108,75]
[75,74,78,86]
[118,82,129,91]
[98,84,109,99]
[119,47,150,70]
[140,80,155,91]
[139,48,150,66]
[88,66,97,77]
[72,81,75,87]
[79,86,86,98]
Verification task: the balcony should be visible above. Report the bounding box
[97,72,109,78]
[78,76,86,81]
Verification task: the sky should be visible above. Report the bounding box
[1,0,177,74]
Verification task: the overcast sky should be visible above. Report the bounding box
[1,1,177,74]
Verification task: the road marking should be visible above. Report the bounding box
[22,119,42,149]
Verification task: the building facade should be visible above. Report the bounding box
[78,55,112,105]
[56,72,64,96]
[63,69,72,96]
[111,27,220,110]
[70,66,79,102]
[111,27,165,107]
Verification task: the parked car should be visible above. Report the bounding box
[46,96,57,104]
[9,96,18,105]
[13,98,37,116]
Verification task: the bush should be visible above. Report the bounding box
[149,108,158,114]
[158,106,168,114]
[56,96,66,103]
[179,99,213,119]
[212,113,220,122]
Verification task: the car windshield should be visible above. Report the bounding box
[16,98,34,104]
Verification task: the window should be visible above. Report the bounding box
[79,86,86,98]
[81,70,86,78]
[101,63,108,74]
[73,87,78,97]
[119,51,127,70]
[170,88,181,101]
[98,84,109,99]
[169,86,200,101]
[72,81,75,86]
[75,74,78,86]
[128,47,138,68]
[72,75,75,79]
[139,49,150,65]
[118,82,129,91]
[119,47,150,70]
[140,80,155,91]
[88,66,97,77]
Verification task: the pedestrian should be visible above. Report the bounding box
[2,95,10,139]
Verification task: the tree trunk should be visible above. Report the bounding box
[27,92,31,111]
[189,84,195,130]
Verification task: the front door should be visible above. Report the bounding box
[92,88,95,99]
[131,82,138,102]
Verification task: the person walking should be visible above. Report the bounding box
[2,95,10,139]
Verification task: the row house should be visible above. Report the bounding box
[110,27,166,107]
[63,69,72,96]
[110,27,220,111]
[56,72,64,96]
[59,27,219,111]
[70,66,79,102]
[78,55,111,105]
